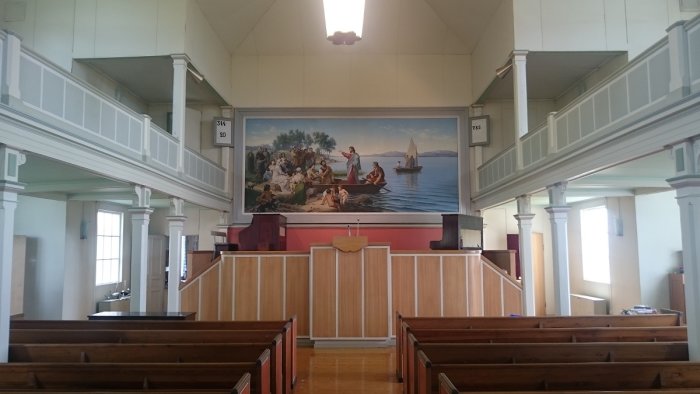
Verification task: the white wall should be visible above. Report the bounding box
[513,0,627,52]
[568,197,641,314]
[635,191,682,309]
[231,52,471,108]
[184,0,232,104]
[14,195,67,319]
[470,0,514,101]
[71,61,149,114]
[0,0,76,70]
[62,201,93,319]
[73,0,185,58]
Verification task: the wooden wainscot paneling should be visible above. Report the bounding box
[286,255,310,336]
[311,248,337,338]
[180,280,200,319]
[502,279,523,316]
[416,256,441,317]
[467,256,484,316]
[234,257,259,320]
[364,247,389,338]
[391,255,416,335]
[260,256,284,320]
[482,264,503,316]
[442,255,468,316]
[338,250,362,338]
[219,257,234,320]
[199,266,220,320]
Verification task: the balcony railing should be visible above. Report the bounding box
[476,15,700,202]
[0,30,227,198]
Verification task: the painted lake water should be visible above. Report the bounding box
[329,155,458,213]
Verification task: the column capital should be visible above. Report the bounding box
[546,182,568,207]
[516,194,532,214]
[132,185,151,208]
[169,197,185,216]
[0,145,26,183]
[512,50,529,58]
[545,205,571,215]
[166,215,187,223]
[514,213,536,223]
[171,54,191,64]
[0,180,25,194]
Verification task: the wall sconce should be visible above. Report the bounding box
[187,66,204,83]
[495,61,512,79]
[323,0,365,45]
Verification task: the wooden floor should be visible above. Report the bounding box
[294,346,403,394]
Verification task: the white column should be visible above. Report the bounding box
[221,106,234,195]
[167,197,186,312]
[129,185,153,312]
[0,145,25,362]
[1,30,22,105]
[172,55,188,174]
[668,140,700,360]
[545,182,571,316]
[666,21,690,99]
[513,50,529,170]
[514,195,536,316]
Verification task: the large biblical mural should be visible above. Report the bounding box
[234,109,465,218]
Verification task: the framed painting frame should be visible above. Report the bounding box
[232,107,469,225]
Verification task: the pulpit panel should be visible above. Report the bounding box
[482,264,502,316]
[417,256,441,317]
[286,256,310,336]
[338,251,362,337]
[442,256,468,316]
[220,259,234,320]
[467,259,483,316]
[391,256,416,335]
[180,280,199,318]
[199,268,220,320]
[311,248,337,338]
[260,256,284,320]
[503,280,522,316]
[365,247,389,337]
[235,257,259,320]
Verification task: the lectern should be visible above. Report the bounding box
[430,214,483,250]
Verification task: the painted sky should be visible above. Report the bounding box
[244,117,459,155]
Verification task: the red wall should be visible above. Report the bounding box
[228,225,442,252]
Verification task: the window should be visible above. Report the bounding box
[580,205,610,284]
[95,210,123,285]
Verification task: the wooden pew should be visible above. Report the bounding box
[8,341,281,394]
[402,326,687,394]
[419,358,700,394]
[0,353,269,393]
[407,340,688,394]
[395,313,682,382]
[10,328,288,394]
[438,373,700,394]
[11,316,298,389]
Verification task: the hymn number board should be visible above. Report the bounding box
[214,117,233,146]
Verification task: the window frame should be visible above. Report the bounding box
[95,209,124,286]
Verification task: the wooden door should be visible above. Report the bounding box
[532,232,545,316]
[147,235,167,312]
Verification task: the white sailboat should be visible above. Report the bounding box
[395,138,423,173]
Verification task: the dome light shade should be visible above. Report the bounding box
[323,0,365,45]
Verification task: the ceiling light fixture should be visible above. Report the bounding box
[323,0,365,45]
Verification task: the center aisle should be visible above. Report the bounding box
[293,347,402,394]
